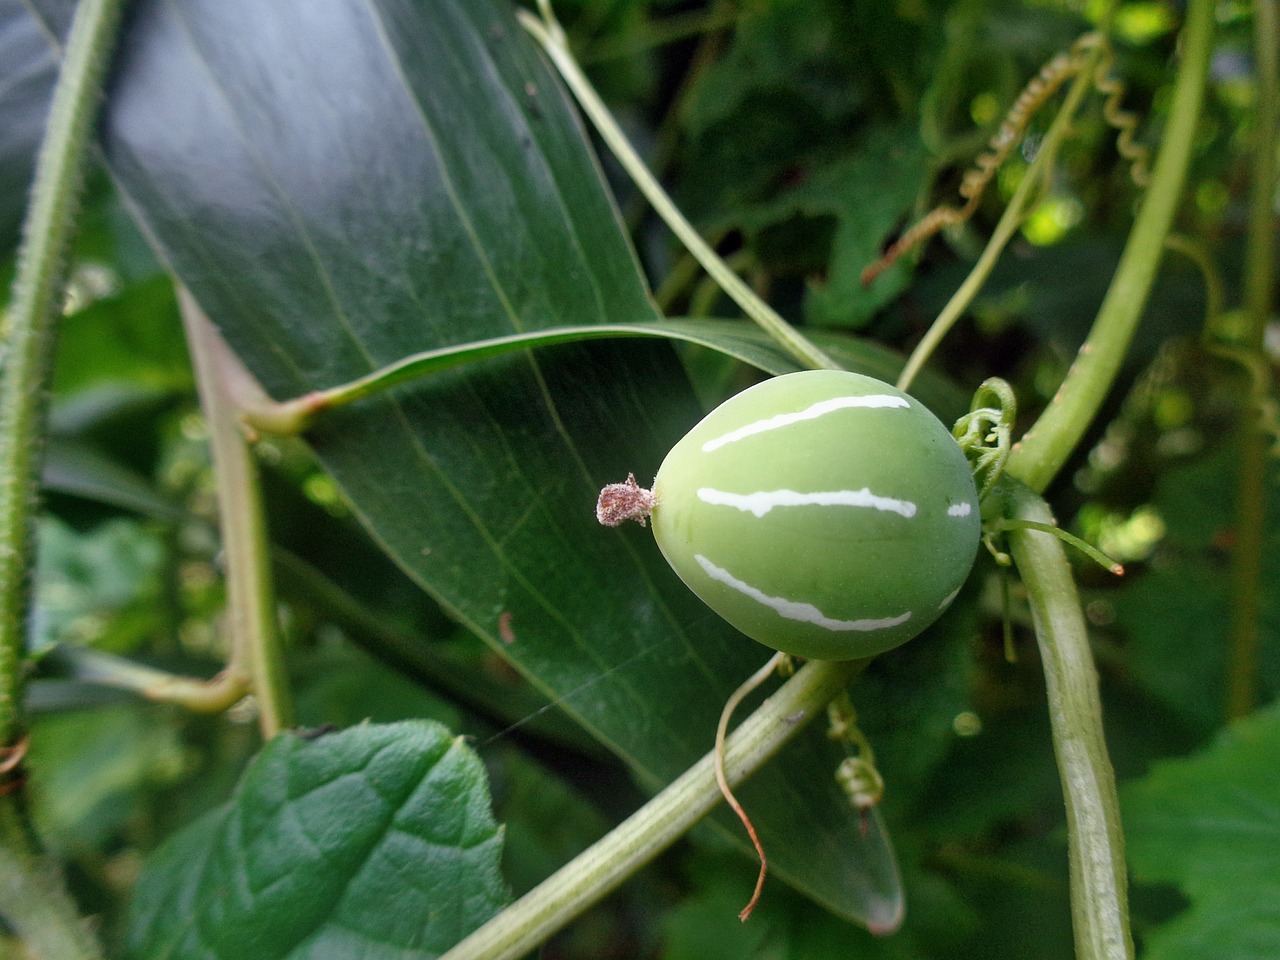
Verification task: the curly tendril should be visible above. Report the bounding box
[955,381,1120,574]
[1078,33,1153,188]
[953,377,1018,500]
[1165,233,1280,463]
[863,33,1151,285]
[826,693,884,821]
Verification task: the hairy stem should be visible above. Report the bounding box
[179,290,293,738]
[440,657,863,960]
[1008,0,1216,492]
[0,3,127,954]
[0,0,128,753]
[1002,481,1132,960]
[1225,0,1278,719]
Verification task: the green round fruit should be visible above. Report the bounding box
[651,370,980,660]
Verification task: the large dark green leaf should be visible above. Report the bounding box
[1122,703,1280,960]
[123,721,508,959]
[49,0,908,928]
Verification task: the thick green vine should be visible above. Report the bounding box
[0,1,129,956]
[1001,480,1133,960]
[1007,0,1216,493]
[0,0,129,763]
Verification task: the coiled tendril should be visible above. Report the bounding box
[863,33,1151,285]
[953,377,1018,501]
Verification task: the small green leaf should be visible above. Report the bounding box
[1123,703,1280,960]
[701,129,929,330]
[124,721,508,960]
[797,135,929,328]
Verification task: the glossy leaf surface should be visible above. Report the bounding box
[37,0,911,928]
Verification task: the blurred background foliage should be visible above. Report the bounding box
[3,0,1276,957]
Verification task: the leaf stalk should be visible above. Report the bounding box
[179,290,293,738]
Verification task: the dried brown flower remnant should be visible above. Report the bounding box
[596,473,655,527]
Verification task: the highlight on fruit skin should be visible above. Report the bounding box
[597,370,981,661]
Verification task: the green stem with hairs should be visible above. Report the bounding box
[0,0,129,761]
[0,2,126,955]
[1002,480,1133,960]
[440,657,863,960]
[1007,0,1216,492]
[520,2,839,373]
